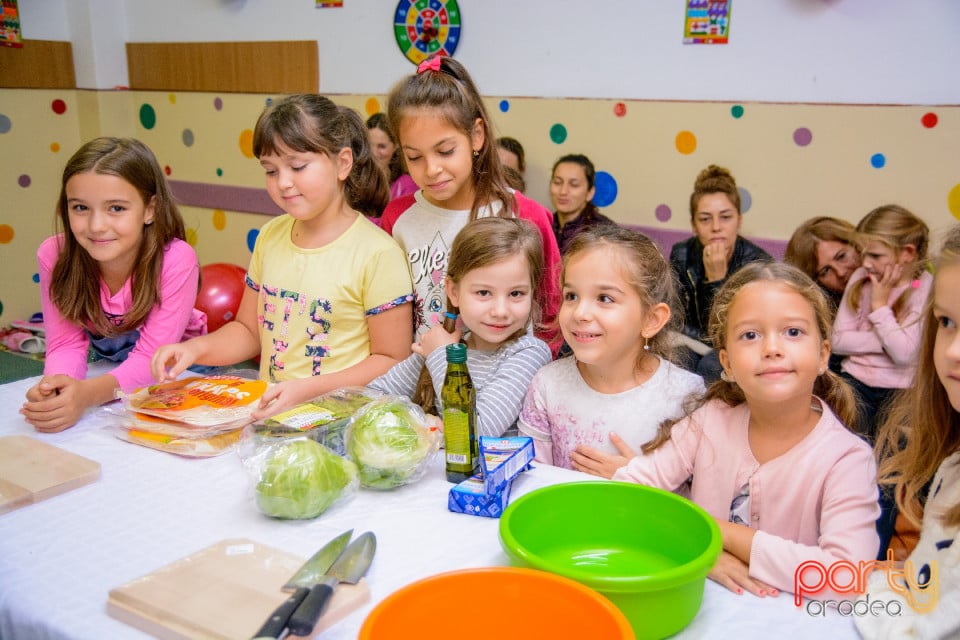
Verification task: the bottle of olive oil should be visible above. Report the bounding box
[441,343,479,483]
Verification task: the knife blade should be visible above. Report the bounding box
[251,529,353,640]
[286,531,377,637]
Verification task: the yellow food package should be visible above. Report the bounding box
[123,376,267,427]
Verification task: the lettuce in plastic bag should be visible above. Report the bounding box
[255,438,358,519]
[346,397,439,490]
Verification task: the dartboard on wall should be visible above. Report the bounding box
[394,0,462,65]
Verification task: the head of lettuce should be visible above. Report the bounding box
[255,438,358,519]
[346,397,439,490]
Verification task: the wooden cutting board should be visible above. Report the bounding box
[0,435,101,515]
[107,538,370,639]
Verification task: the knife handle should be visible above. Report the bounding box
[287,577,337,637]
[251,586,309,640]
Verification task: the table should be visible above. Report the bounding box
[0,369,862,639]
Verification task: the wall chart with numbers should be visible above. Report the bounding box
[683,0,730,45]
[394,0,461,65]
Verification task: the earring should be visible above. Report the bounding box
[473,150,479,158]
[145,220,154,226]
[641,335,650,351]
[720,371,734,383]
[818,368,825,375]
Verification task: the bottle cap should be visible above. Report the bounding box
[445,342,467,363]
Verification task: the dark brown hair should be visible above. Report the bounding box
[50,137,185,336]
[784,216,858,283]
[254,94,389,217]
[386,55,515,220]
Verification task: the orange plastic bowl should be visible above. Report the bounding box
[359,567,635,640]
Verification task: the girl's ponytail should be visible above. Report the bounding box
[813,369,859,433]
[337,105,390,218]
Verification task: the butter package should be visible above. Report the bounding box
[448,436,533,518]
[448,476,514,518]
[478,436,534,493]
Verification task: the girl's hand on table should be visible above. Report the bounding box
[571,432,637,479]
[20,374,86,432]
[250,377,316,421]
[708,551,779,598]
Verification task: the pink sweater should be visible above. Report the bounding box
[39,235,207,392]
[613,398,880,593]
[832,267,932,389]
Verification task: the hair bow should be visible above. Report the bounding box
[417,56,442,74]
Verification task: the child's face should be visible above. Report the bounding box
[719,281,829,409]
[559,246,665,371]
[65,171,155,277]
[933,261,960,412]
[398,108,483,211]
[550,162,595,220]
[259,140,352,227]
[692,192,741,257]
[446,253,532,352]
[368,127,396,170]
[860,239,915,282]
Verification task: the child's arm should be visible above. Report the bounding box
[36,237,90,381]
[747,445,881,593]
[517,370,555,465]
[865,272,931,366]
[424,336,552,438]
[21,373,119,432]
[365,351,425,398]
[611,416,699,491]
[151,286,262,380]
[251,304,412,419]
[831,270,886,356]
[108,240,202,391]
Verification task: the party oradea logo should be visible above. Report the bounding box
[794,550,937,617]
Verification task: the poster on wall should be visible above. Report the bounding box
[394,0,461,66]
[683,0,730,45]
[2,0,22,48]
[316,1,343,7]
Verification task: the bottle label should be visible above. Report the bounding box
[443,409,472,471]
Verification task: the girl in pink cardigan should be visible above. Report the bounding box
[614,262,880,597]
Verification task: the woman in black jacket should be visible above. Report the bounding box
[670,164,771,381]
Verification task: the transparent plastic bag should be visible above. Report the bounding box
[120,376,267,427]
[345,396,441,490]
[242,435,359,520]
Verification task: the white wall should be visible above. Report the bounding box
[17,0,960,104]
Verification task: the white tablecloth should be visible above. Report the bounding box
[0,369,862,640]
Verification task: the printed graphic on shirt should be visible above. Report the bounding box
[255,281,333,381]
[407,230,450,334]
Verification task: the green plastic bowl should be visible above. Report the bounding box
[499,481,722,640]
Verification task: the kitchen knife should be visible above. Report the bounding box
[286,531,377,637]
[251,529,353,640]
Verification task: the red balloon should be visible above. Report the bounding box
[196,263,247,332]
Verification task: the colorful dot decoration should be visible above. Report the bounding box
[614,102,626,117]
[168,94,177,104]
[247,229,260,253]
[738,187,753,214]
[216,168,223,177]
[499,100,510,113]
[947,184,960,221]
[238,129,255,159]
[549,123,567,144]
[139,103,157,130]
[655,204,672,222]
[870,153,886,169]
[0,224,14,243]
[214,97,223,111]
[51,99,67,115]
[185,228,198,247]
[593,171,618,207]
[0,114,11,133]
[675,130,697,155]
[922,112,938,129]
[164,166,172,176]
[731,105,744,119]
[365,98,380,115]
[32,273,40,284]
[182,129,195,147]
[18,175,31,188]
[213,209,227,230]
[793,127,813,147]
[50,142,60,152]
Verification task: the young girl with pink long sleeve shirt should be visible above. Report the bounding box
[832,204,932,442]
[21,138,206,433]
[613,262,880,598]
